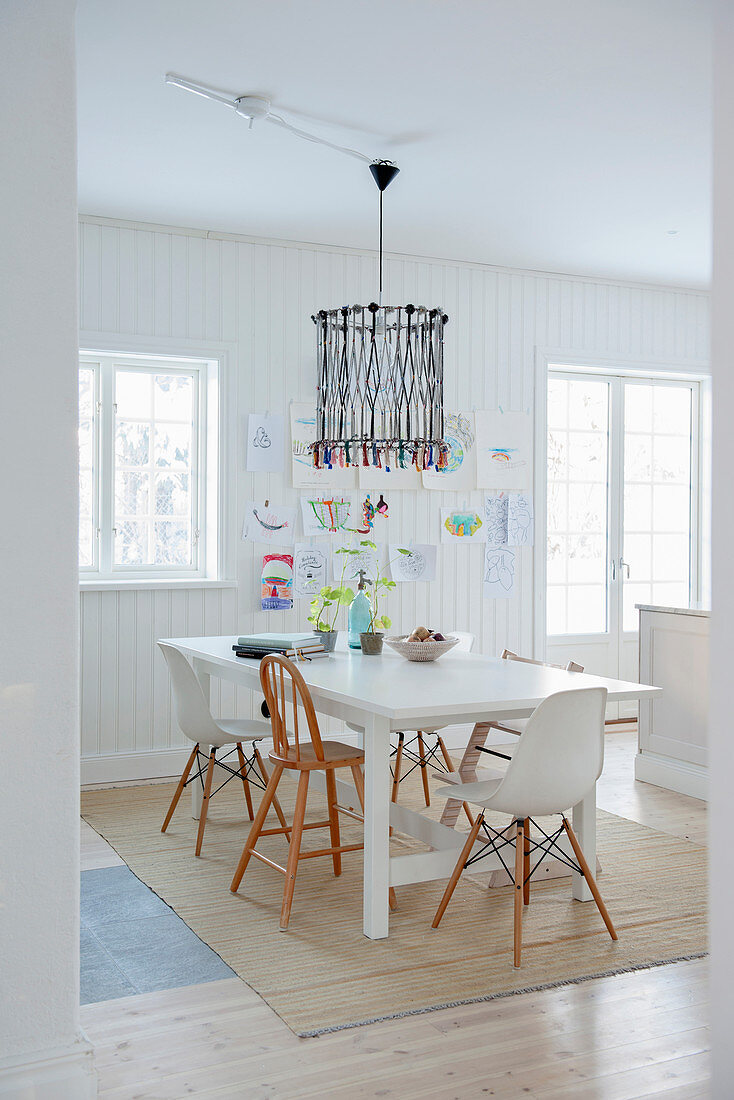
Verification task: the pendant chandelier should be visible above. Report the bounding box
[311,162,449,472]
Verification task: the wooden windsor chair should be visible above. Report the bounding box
[230,653,395,930]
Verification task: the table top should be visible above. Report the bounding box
[162,635,662,724]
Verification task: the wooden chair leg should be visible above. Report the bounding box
[253,745,290,840]
[236,743,254,821]
[280,772,310,931]
[513,819,524,967]
[432,813,484,928]
[351,764,397,911]
[161,743,199,833]
[437,735,475,828]
[416,731,431,806]
[523,817,530,906]
[325,769,342,877]
[439,721,491,828]
[195,748,217,857]
[230,765,284,892]
[562,817,618,941]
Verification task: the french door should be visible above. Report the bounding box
[545,369,701,710]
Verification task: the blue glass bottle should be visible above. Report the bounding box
[348,570,372,648]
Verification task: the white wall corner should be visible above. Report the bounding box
[0,1038,96,1099]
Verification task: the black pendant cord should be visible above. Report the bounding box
[378,187,384,305]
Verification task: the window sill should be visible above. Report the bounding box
[79,578,237,592]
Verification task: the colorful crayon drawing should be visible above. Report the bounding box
[423,411,475,491]
[261,554,293,610]
[290,402,356,489]
[241,501,296,547]
[475,409,532,489]
[441,509,484,543]
[488,447,519,465]
[301,494,354,536]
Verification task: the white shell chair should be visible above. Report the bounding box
[432,687,618,968]
[389,631,476,821]
[158,642,289,856]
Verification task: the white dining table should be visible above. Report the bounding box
[162,635,661,940]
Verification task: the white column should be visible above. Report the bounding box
[712,4,734,1095]
[0,3,96,1096]
[362,713,392,939]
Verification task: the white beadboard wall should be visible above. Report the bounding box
[78,216,709,783]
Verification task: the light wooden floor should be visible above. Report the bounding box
[81,732,710,1099]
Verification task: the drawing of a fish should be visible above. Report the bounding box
[253,509,288,532]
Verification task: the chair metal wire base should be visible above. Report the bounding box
[389,731,450,785]
[184,743,266,801]
[465,815,584,888]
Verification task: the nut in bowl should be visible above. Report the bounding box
[384,633,460,662]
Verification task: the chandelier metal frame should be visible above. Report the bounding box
[311,161,449,472]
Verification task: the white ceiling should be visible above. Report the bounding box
[76,0,712,288]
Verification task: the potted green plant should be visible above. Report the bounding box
[307,582,354,651]
[306,539,357,650]
[358,547,409,655]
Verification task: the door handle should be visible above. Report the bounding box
[611,559,616,581]
[619,557,631,580]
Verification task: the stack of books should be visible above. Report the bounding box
[232,632,330,661]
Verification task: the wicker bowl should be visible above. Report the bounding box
[384,634,459,662]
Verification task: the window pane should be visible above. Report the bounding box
[115,471,150,517]
[114,367,196,568]
[546,586,567,635]
[116,421,150,466]
[567,585,605,634]
[568,432,606,481]
[115,520,148,565]
[567,533,605,583]
[78,368,96,568]
[153,521,191,565]
[547,376,609,636]
[653,386,691,435]
[154,374,193,421]
[653,435,690,484]
[623,383,692,631]
[154,423,191,469]
[155,471,189,516]
[116,371,152,418]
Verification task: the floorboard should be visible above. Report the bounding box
[81,731,710,1098]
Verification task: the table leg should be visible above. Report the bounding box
[571,784,596,902]
[190,659,210,821]
[362,713,391,940]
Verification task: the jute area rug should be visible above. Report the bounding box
[81,769,707,1037]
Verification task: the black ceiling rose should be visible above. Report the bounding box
[369,161,400,192]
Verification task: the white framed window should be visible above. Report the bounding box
[79,351,222,581]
